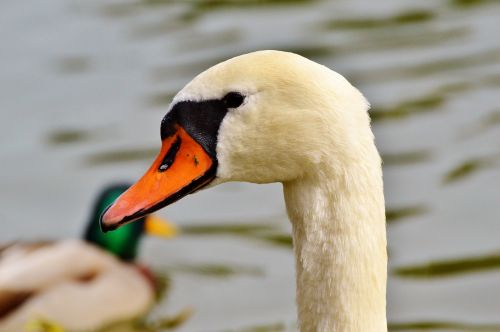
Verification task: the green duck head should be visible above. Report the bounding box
[84,184,175,261]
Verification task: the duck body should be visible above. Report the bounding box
[0,184,173,331]
[0,240,153,331]
[101,51,387,331]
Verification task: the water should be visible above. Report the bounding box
[1,0,499,331]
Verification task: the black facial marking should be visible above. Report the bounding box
[161,96,240,158]
[158,135,181,172]
[100,94,245,233]
[222,92,245,109]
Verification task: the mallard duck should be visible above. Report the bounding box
[0,184,175,331]
[101,51,387,332]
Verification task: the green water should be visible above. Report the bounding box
[1,0,499,331]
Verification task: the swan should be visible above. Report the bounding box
[0,184,175,331]
[101,50,387,332]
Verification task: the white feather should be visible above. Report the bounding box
[173,50,387,332]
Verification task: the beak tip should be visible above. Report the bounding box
[99,205,120,233]
[99,220,110,233]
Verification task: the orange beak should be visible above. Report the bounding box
[100,125,216,232]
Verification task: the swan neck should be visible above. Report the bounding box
[283,163,387,332]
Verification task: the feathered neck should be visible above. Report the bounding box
[283,149,387,331]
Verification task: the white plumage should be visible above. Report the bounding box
[172,51,387,331]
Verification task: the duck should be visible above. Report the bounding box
[101,50,387,332]
[0,184,175,332]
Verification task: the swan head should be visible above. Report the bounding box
[101,50,371,231]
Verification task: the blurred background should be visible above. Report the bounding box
[1,0,499,331]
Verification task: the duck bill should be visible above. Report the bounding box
[100,125,216,232]
[144,215,177,238]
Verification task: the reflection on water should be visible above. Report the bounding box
[148,91,178,107]
[91,309,192,332]
[370,94,444,122]
[230,322,288,332]
[442,157,498,184]
[460,110,500,138]
[230,321,500,332]
[47,128,93,145]
[54,56,91,74]
[325,9,435,30]
[388,321,500,331]
[450,0,498,8]
[182,222,293,248]
[84,147,159,165]
[182,222,278,236]
[386,205,428,224]
[1,0,499,331]
[382,150,432,167]
[166,262,264,278]
[394,252,500,278]
[371,49,500,81]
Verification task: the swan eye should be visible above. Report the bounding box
[222,92,245,109]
